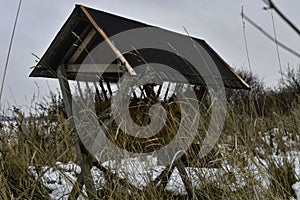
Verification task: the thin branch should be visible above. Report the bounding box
[241,6,252,72]
[263,0,300,36]
[241,12,300,59]
[270,10,284,81]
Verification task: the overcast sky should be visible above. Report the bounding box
[0,0,299,112]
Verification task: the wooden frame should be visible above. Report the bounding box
[80,5,137,76]
[57,65,97,198]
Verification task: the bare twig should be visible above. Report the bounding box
[241,6,252,72]
[263,0,300,36]
[241,12,300,58]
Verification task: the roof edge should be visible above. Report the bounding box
[29,5,89,77]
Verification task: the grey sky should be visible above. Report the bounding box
[0,0,299,111]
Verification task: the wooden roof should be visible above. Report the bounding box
[29,5,249,89]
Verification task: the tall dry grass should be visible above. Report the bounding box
[0,67,300,199]
[0,96,77,199]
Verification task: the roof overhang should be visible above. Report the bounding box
[29,5,250,90]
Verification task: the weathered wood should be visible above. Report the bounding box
[164,82,171,101]
[69,29,97,63]
[80,5,137,76]
[106,81,113,97]
[57,65,97,198]
[99,80,108,101]
[139,86,146,99]
[156,84,163,98]
[144,84,157,102]
[176,161,195,199]
[132,90,138,99]
[93,81,102,102]
[66,63,122,73]
[152,163,176,190]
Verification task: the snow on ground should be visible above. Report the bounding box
[27,128,300,199]
[28,152,300,200]
[293,182,300,200]
[29,161,84,200]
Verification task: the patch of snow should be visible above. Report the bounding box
[293,182,300,200]
[28,149,300,199]
[29,161,81,200]
[165,168,186,194]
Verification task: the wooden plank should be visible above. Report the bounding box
[69,29,97,63]
[57,65,97,198]
[65,63,122,73]
[99,80,108,101]
[152,163,176,189]
[106,81,113,96]
[57,65,73,117]
[176,161,195,199]
[93,81,102,102]
[164,82,171,101]
[80,5,137,76]
[156,84,163,98]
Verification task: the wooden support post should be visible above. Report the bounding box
[93,82,102,102]
[57,65,97,199]
[144,84,157,102]
[156,84,163,98]
[152,163,176,190]
[99,80,108,101]
[139,86,146,99]
[106,81,113,97]
[164,82,171,101]
[132,90,138,99]
[176,161,195,199]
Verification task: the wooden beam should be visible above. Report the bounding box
[176,161,195,199]
[156,84,163,98]
[106,81,113,96]
[99,80,108,101]
[164,82,171,101]
[69,29,97,64]
[80,5,137,76]
[65,63,122,73]
[57,65,97,198]
[57,65,74,117]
